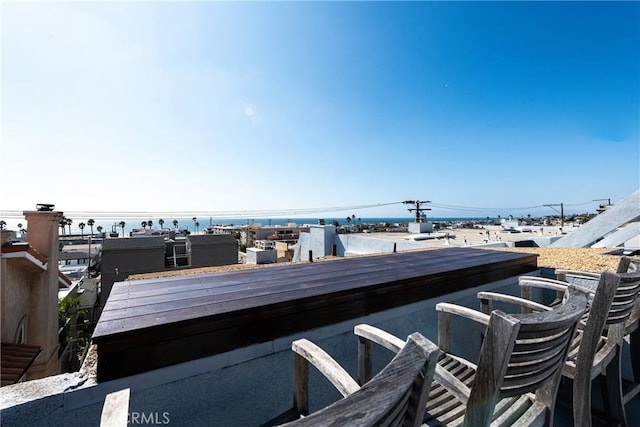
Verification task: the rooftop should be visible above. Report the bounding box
[1,246,638,426]
[127,246,620,281]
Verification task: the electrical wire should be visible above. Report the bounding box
[0,199,605,220]
[0,202,403,220]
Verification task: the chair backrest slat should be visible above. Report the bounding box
[498,289,586,399]
[605,272,640,326]
[598,272,640,326]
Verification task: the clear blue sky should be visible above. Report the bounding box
[1,1,638,222]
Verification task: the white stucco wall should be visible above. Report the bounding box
[246,248,277,264]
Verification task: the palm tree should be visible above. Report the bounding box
[141,221,147,230]
[195,221,200,233]
[159,219,165,230]
[0,220,6,231]
[148,220,153,230]
[172,219,178,229]
[67,218,73,235]
[346,216,351,224]
[87,219,95,237]
[59,216,67,235]
[119,221,126,237]
[78,222,85,238]
[97,225,103,234]
[17,223,23,231]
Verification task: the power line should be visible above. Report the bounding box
[0,199,608,220]
[0,202,403,220]
[429,202,546,212]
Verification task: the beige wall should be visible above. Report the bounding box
[275,242,292,261]
[23,210,63,379]
[1,260,33,343]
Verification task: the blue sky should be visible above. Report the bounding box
[1,1,638,223]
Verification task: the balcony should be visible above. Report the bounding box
[1,247,638,426]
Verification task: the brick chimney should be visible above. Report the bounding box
[22,208,64,378]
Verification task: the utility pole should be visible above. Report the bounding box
[403,200,431,223]
[593,198,611,214]
[544,203,564,228]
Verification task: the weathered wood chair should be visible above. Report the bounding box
[269,332,439,426]
[546,257,640,407]
[100,388,130,427]
[478,267,640,427]
[355,285,588,426]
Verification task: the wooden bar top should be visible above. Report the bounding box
[93,247,537,381]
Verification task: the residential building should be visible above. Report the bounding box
[243,223,309,248]
[100,234,238,306]
[1,209,65,385]
[100,237,166,307]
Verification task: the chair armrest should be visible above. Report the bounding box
[436,302,490,325]
[555,269,601,280]
[354,324,470,403]
[292,339,359,398]
[354,324,405,353]
[436,303,489,354]
[520,277,597,299]
[432,361,471,404]
[477,291,553,315]
[519,276,571,292]
[354,324,406,384]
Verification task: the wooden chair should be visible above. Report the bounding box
[479,268,640,427]
[552,257,640,407]
[355,286,588,426]
[100,388,130,427]
[269,332,439,427]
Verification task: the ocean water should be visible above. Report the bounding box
[90,217,486,235]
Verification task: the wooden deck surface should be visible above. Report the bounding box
[93,247,537,381]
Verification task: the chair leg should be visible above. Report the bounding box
[630,329,640,388]
[574,372,593,427]
[603,346,628,427]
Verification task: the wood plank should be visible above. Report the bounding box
[96,249,534,331]
[106,247,519,299]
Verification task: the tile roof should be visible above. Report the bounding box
[1,243,47,264]
[2,243,71,288]
[1,343,41,387]
[58,272,72,289]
